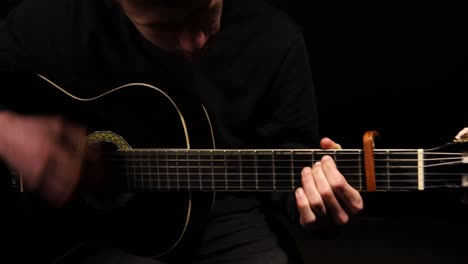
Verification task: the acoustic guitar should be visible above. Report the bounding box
[2,73,467,262]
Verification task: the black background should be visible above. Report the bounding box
[1,0,467,263]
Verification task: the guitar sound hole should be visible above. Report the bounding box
[80,141,132,210]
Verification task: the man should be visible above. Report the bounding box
[0,0,363,263]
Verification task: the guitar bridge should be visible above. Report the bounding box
[9,169,23,192]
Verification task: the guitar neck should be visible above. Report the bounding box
[114,148,467,192]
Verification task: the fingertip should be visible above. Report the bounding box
[301,167,311,175]
[320,137,333,146]
[321,155,337,168]
[335,212,350,226]
[295,187,305,199]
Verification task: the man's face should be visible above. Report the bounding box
[118,0,223,59]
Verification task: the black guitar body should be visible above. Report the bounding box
[1,73,216,262]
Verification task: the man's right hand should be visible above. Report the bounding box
[0,111,87,207]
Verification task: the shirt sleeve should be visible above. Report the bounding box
[0,0,74,73]
[0,0,72,111]
[0,1,34,72]
[257,32,320,226]
[0,10,34,111]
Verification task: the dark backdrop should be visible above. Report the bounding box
[1,0,467,263]
[271,0,467,149]
[269,1,468,263]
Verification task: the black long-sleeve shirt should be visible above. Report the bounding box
[0,0,320,262]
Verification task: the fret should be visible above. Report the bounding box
[241,151,257,191]
[212,151,225,190]
[125,151,132,190]
[290,150,294,190]
[198,150,202,190]
[293,151,314,188]
[141,151,146,190]
[178,150,189,190]
[385,150,390,191]
[224,151,228,191]
[333,151,363,191]
[257,151,273,191]
[136,150,143,190]
[135,151,149,190]
[239,151,243,191]
[255,151,259,190]
[132,150,140,190]
[145,150,152,191]
[158,150,165,190]
[226,151,241,191]
[129,151,136,190]
[187,150,201,190]
[165,150,171,190]
[274,151,293,191]
[175,151,180,190]
[333,150,355,189]
[155,150,160,190]
[358,150,363,191]
[272,152,276,191]
[199,150,212,190]
[210,150,214,191]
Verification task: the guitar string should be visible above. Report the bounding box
[122,184,461,190]
[120,171,463,184]
[105,151,465,156]
[123,179,456,186]
[120,172,464,178]
[86,150,466,187]
[101,152,465,161]
[122,176,463,182]
[97,151,466,171]
[102,158,465,169]
[122,186,457,189]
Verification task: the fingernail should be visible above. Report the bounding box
[302,167,311,174]
[322,155,330,161]
[296,188,304,198]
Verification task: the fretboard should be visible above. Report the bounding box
[108,149,466,192]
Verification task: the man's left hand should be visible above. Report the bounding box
[295,137,364,229]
